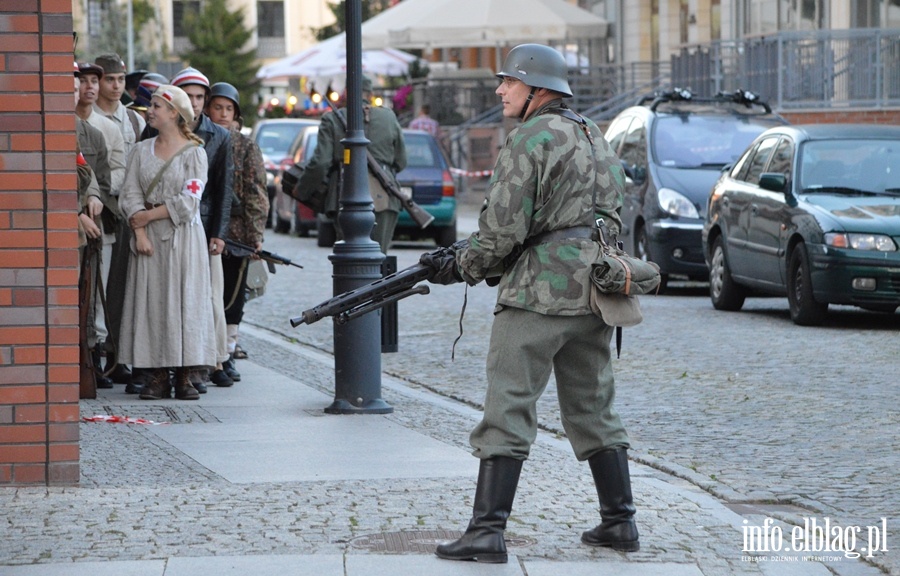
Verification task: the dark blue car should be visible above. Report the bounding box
[603,89,787,291]
[312,128,458,248]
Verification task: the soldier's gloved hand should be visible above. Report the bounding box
[420,250,463,285]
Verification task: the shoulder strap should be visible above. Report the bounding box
[145,142,197,200]
[126,108,141,141]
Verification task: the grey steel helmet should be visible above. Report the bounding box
[209,82,241,119]
[496,43,572,98]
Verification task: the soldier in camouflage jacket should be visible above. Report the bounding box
[427,45,641,564]
[206,83,269,375]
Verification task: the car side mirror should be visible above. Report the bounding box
[759,172,786,193]
[621,160,646,184]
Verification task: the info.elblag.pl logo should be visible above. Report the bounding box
[742,517,889,560]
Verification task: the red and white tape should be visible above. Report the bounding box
[450,167,493,178]
[83,414,170,425]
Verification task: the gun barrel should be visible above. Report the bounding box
[290,263,433,327]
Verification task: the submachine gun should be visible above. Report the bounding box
[224,238,303,273]
[290,240,465,327]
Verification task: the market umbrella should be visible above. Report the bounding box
[360,0,608,50]
[258,33,419,80]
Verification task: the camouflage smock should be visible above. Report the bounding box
[457,100,625,316]
[228,130,269,247]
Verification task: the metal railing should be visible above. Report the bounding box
[416,30,900,178]
[671,28,900,110]
[572,62,671,120]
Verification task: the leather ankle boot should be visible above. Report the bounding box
[91,349,113,389]
[435,456,523,563]
[105,352,132,385]
[139,369,171,400]
[174,368,200,400]
[581,448,640,552]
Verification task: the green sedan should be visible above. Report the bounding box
[702,124,900,325]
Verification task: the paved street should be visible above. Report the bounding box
[244,198,899,575]
[0,199,894,576]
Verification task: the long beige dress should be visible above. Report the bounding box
[117,139,216,369]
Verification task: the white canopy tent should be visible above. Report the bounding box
[360,0,609,50]
[257,33,420,81]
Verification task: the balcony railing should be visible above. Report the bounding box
[671,28,900,110]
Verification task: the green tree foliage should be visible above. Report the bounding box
[313,0,393,41]
[181,0,260,125]
[77,0,156,68]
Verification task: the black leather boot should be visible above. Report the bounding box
[105,352,132,385]
[435,457,523,563]
[581,448,640,552]
[91,349,113,389]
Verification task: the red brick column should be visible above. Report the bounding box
[0,0,81,486]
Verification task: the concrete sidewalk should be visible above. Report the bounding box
[0,326,862,576]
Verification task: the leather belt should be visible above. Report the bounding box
[144,202,163,210]
[523,226,597,249]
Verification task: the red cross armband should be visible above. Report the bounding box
[183,178,204,200]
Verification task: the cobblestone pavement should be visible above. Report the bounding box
[1,202,892,576]
[242,201,899,575]
[3,326,804,575]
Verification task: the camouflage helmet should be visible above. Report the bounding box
[496,43,572,98]
[209,82,241,119]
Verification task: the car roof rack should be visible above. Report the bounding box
[637,87,772,114]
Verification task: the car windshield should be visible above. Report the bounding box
[799,139,900,195]
[653,115,781,168]
[404,132,442,168]
[255,123,306,158]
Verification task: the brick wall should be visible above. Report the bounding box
[0,0,81,486]
[780,108,900,125]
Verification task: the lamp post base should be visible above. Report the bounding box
[324,398,394,415]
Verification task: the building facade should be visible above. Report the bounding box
[70,0,335,73]
[591,0,900,64]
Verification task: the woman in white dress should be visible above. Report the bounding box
[118,85,216,400]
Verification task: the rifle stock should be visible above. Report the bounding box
[79,240,99,399]
[325,97,434,229]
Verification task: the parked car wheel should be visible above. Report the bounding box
[434,222,457,247]
[635,224,668,293]
[787,244,828,326]
[709,236,745,311]
[317,218,336,248]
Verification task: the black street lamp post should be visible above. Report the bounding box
[324,0,393,415]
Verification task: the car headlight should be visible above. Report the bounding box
[658,188,700,218]
[824,233,898,252]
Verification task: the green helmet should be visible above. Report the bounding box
[209,82,241,118]
[496,44,572,98]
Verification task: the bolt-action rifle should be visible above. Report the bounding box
[324,95,435,230]
[224,238,303,273]
[290,240,465,327]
